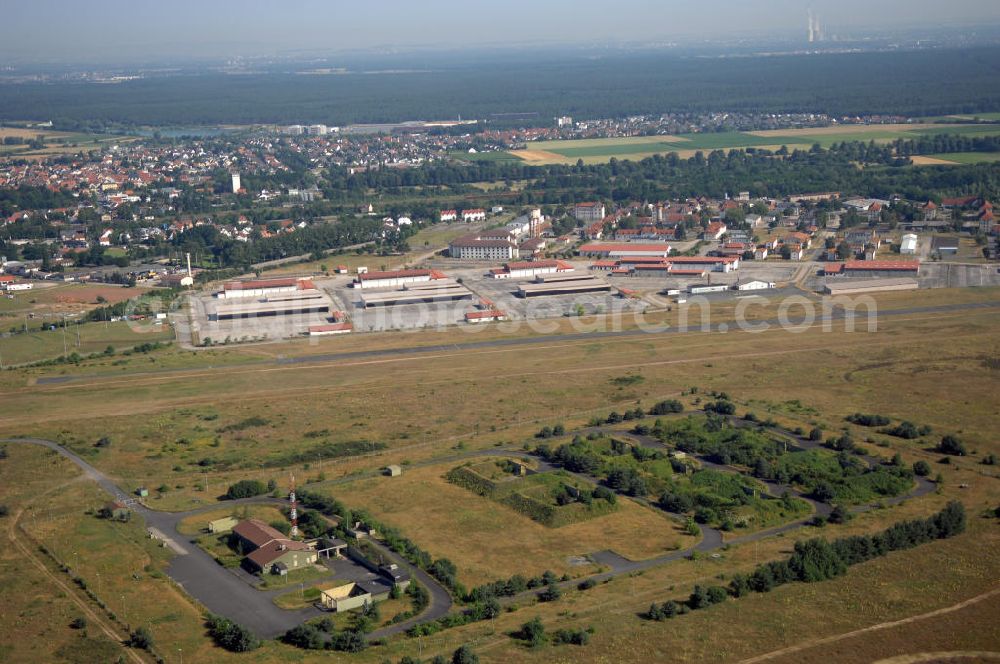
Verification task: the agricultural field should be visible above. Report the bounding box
[922,151,1000,165]
[0,125,136,160]
[506,123,1000,164]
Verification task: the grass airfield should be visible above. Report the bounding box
[0,286,998,663]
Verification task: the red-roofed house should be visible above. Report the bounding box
[702,221,727,241]
[461,209,487,223]
[232,519,317,574]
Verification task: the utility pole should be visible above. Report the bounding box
[61,315,67,356]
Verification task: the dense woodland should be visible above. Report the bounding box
[4,47,1000,128]
[333,143,1000,204]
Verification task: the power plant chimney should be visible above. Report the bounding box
[808,9,822,43]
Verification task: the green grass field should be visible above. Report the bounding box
[508,124,1000,164]
[0,320,174,366]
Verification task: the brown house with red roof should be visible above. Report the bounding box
[232,519,317,574]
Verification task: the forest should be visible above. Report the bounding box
[330,142,1000,204]
[3,47,1000,128]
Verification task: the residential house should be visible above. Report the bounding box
[461,208,487,223]
[702,221,727,241]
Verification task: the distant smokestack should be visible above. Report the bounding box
[186,252,192,277]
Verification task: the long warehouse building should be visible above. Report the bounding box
[360,283,473,308]
[212,292,331,320]
[218,277,316,299]
[517,274,611,297]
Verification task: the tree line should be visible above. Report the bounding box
[647,501,966,620]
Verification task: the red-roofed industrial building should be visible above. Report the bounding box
[309,322,353,336]
[579,243,672,258]
[465,310,507,323]
[844,260,920,274]
[488,260,574,280]
[354,269,442,290]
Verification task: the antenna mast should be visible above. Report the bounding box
[289,474,299,538]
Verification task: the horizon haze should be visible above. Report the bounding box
[4,0,1000,63]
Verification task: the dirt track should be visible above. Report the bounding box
[739,587,1000,664]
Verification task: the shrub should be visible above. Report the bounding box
[283,624,325,650]
[206,614,260,652]
[912,460,931,476]
[706,586,729,605]
[704,400,736,415]
[225,479,268,500]
[552,628,590,645]
[515,617,546,648]
[126,626,154,651]
[330,629,367,652]
[649,399,684,415]
[452,644,480,664]
[938,435,967,456]
[881,421,930,440]
[846,413,890,427]
[538,584,562,602]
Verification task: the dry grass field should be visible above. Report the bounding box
[328,459,696,586]
[0,282,151,317]
[0,285,997,662]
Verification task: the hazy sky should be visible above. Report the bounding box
[5,0,1000,62]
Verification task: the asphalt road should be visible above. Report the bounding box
[34,299,1000,386]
